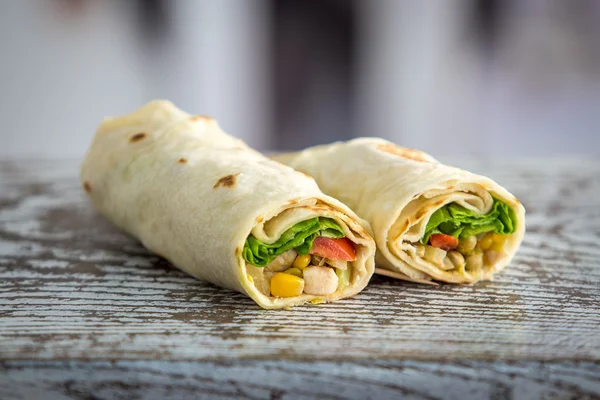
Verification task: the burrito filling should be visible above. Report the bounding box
[415,198,517,274]
[243,218,356,298]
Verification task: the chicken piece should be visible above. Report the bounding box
[325,258,347,270]
[265,249,297,272]
[303,266,339,295]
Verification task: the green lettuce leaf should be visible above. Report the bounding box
[421,198,517,244]
[243,217,345,267]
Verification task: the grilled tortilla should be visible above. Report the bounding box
[273,138,525,284]
[81,101,375,308]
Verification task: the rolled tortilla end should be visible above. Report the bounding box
[240,200,375,308]
[81,101,375,309]
[273,137,525,284]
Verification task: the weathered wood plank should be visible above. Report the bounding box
[1,360,599,400]
[1,159,599,364]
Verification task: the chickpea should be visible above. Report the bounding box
[457,236,477,255]
[484,250,507,267]
[478,233,494,251]
[448,251,465,268]
[466,252,483,271]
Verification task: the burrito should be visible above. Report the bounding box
[80,101,375,309]
[273,138,525,284]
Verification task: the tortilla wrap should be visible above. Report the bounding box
[80,101,375,308]
[273,138,525,284]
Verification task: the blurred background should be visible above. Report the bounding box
[1,0,599,158]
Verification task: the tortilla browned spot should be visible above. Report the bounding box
[299,171,313,179]
[129,132,146,143]
[376,143,433,163]
[433,199,446,207]
[287,199,298,205]
[513,196,521,205]
[178,158,188,164]
[400,219,409,232]
[354,224,368,237]
[213,173,239,189]
[392,219,410,241]
[83,181,92,193]
[308,204,333,213]
[256,216,264,223]
[416,209,427,220]
[190,115,213,122]
[235,247,241,256]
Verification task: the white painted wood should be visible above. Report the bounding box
[1,361,599,400]
[0,159,599,397]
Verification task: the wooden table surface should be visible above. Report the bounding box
[1,159,599,399]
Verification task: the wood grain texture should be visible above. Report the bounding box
[1,360,599,400]
[1,159,599,398]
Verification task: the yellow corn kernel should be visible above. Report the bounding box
[490,235,506,253]
[478,233,494,250]
[293,254,311,269]
[284,267,303,278]
[246,274,254,284]
[310,298,325,305]
[270,272,304,298]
